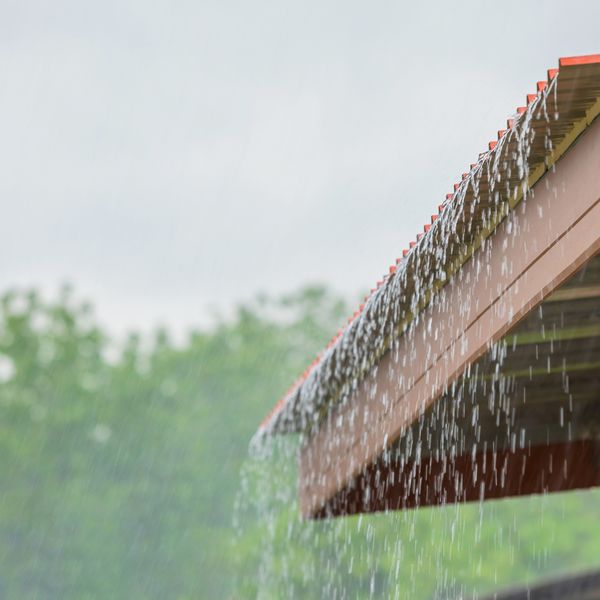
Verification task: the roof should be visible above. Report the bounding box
[481,568,600,600]
[258,54,600,438]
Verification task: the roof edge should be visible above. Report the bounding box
[258,53,600,437]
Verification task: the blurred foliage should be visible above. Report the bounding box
[0,286,599,599]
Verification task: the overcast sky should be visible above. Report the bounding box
[2,0,599,334]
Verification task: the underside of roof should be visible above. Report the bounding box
[258,54,600,439]
[308,247,600,517]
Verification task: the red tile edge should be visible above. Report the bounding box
[559,54,600,67]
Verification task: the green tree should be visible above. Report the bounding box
[0,285,599,599]
[0,286,348,599]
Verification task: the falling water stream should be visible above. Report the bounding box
[234,73,600,599]
[235,438,600,598]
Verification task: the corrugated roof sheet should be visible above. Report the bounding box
[258,54,600,436]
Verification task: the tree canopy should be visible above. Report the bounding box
[0,286,598,598]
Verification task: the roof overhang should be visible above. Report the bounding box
[257,55,600,519]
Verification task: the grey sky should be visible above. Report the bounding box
[2,0,599,334]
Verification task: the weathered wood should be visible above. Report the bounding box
[299,109,600,518]
[312,440,600,518]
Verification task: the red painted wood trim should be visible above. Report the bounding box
[314,440,600,518]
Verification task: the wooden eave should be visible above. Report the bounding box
[256,55,600,519]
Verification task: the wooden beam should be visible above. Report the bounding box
[313,440,600,518]
[300,110,600,518]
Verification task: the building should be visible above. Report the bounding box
[258,54,600,521]
[482,568,600,600]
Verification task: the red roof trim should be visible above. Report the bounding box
[559,54,600,67]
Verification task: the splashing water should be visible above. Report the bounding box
[235,62,600,599]
[236,435,600,598]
